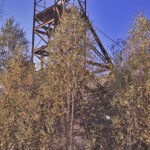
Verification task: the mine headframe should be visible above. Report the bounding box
[31,0,113,72]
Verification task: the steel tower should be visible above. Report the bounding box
[31,0,113,72]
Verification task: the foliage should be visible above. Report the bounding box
[0,18,29,72]
[108,14,150,150]
[0,58,35,149]
[87,14,150,150]
[0,7,150,150]
[0,8,95,149]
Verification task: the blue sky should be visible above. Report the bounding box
[0,0,150,51]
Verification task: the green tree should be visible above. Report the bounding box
[0,58,35,149]
[88,14,150,150]
[108,14,150,150]
[0,8,96,149]
[40,8,96,149]
[0,18,29,72]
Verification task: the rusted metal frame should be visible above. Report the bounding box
[34,31,50,49]
[79,0,86,15]
[77,0,113,66]
[41,25,52,36]
[35,4,53,16]
[35,32,48,44]
[37,24,53,42]
[90,45,107,63]
[34,51,49,57]
[31,0,37,62]
[34,18,54,30]
[35,30,48,35]
[35,16,43,24]
[35,35,46,49]
[34,45,47,53]
[41,26,50,30]
[35,24,52,40]
[87,60,110,69]
[86,18,113,65]
[54,0,66,24]
[35,8,53,34]
[56,6,61,21]
[32,0,55,61]
[34,25,53,55]
[37,51,49,56]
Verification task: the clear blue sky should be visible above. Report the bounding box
[0,0,150,51]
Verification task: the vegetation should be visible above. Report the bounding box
[91,14,150,150]
[0,7,149,150]
[109,15,150,150]
[0,18,29,72]
[0,9,95,149]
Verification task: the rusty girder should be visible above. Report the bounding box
[31,0,113,71]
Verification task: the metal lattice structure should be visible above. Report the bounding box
[31,0,113,71]
[31,0,113,145]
